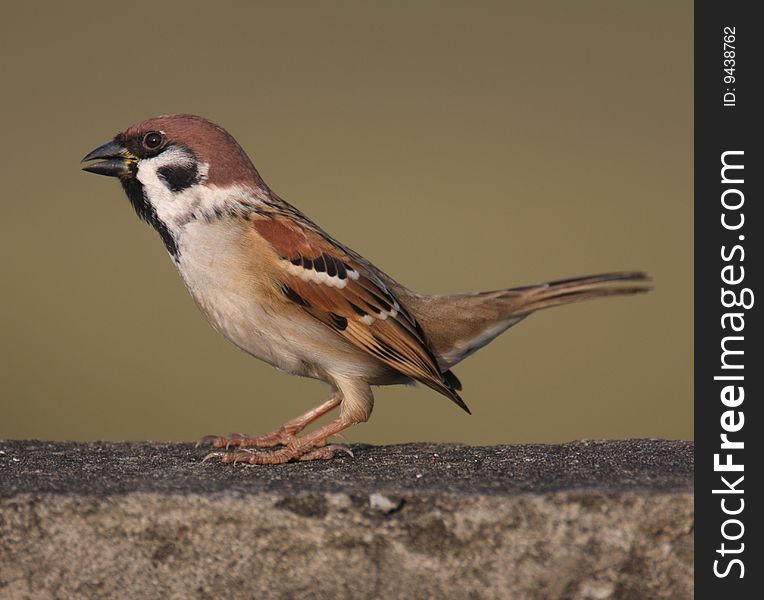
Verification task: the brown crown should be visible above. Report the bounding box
[121,114,266,188]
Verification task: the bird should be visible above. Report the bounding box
[81,114,650,465]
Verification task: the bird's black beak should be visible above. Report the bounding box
[81,139,134,177]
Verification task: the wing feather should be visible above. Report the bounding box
[252,212,469,413]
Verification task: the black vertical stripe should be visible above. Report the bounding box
[120,176,178,259]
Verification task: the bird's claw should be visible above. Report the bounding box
[196,428,296,449]
[201,443,353,465]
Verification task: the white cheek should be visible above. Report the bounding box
[136,149,266,234]
[136,148,205,227]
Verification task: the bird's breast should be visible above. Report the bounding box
[172,220,296,368]
[170,219,383,381]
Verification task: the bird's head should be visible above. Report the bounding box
[82,114,267,257]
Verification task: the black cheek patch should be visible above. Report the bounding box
[157,163,200,192]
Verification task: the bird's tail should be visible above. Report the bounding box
[411,271,651,369]
[504,271,651,313]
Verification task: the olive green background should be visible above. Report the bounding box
[0,1,692,444]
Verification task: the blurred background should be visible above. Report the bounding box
[0,1,691,444]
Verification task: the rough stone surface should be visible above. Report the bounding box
[0,439,693,599]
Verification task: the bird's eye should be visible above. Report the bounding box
[142,132,164,150]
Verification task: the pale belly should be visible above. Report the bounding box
[172,220,397,384]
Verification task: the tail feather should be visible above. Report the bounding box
[511,271,651,313]
[407,271,651,370]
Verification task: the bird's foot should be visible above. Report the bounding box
[202,443,353,465]
[196,427,296,449]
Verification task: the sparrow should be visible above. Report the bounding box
[82,114,650,465]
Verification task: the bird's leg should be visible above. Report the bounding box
[204,416,355,465]
[197,391,341,449]
[203,378,373,464]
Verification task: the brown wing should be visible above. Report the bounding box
[252,213,469,413]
